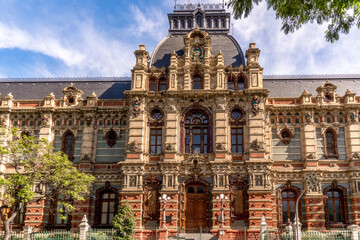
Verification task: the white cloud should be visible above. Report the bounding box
[128,5,168,42]
[0,18,135,77]
[230,1,360,74]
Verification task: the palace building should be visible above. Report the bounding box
[2,3,360,239]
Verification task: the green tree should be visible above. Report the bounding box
[228,0,360,42]
[112,202,136,240]
[0,127,94,240]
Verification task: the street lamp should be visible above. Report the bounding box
[216,194,228,229]
[159,194,171,229]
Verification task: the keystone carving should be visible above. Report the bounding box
[216,143,226,151]
[305,112,312,123]
[127,141,142,152]
[251,96,262,117]
[306,153,317,160]
[250,139,264,151]
[165,143,175,151]
[352,152,360,159]
[132,97,142,118]
[85,115,92,126]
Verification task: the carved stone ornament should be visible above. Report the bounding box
[132,97,141,118]
[305,112,313,123]
[251,96,262,117]
[85,115,92,126]
[81,154,91,162]
[0,116,6,126]
[216,143,226,151]
[306,153,317,160]
[352,152,360,159]
[279,128,293,145]
[350,112,358,122]
[165,143,175,151]
[127,141,141,152]
[250,139,264,151]
[42,115,51,127]
[105,129,118,147]
[188,156,203,182]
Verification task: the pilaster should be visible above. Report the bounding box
[304,194,326,230]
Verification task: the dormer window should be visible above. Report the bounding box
[228,76,245,90]
[149,77,168,92]
[187,19,192,29]
[192,74,203,90]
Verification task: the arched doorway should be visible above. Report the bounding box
[185,181,210,230]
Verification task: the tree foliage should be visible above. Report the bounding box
[0,127,94,240]
[112,202,136,240]
[228,0,360,42]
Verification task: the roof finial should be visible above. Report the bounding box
[174,0,177,9]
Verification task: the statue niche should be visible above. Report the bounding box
[230,176,248,222]
[143,176,161,222]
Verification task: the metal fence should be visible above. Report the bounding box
[264,229,351,240]
[87,228,115,240]
[0,232,24,240]
[30,230,79,240]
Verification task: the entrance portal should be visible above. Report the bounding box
[185,182,210,230]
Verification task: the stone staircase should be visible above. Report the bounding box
[169,233,217,240]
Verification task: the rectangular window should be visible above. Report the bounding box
[231,128,243,153]
[150,128,162,154]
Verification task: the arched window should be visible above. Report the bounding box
[192,74,203,90]
[196,15,202,27]
[324,181,348,228]
[149,77,158,92]
[187,19,192,29]
[327,190,343,224]
[181,19,185,29]
[228,76,245,90]
[325,129,338,158]
[214,19,219,28]
[159,77,167,91]
[281,190,296,224]
[94,183,119,227]
[277,183,301,227]
[185,110,209,154]
[47,195,71,229]
[62,131,75,161]
[149,77,167,92]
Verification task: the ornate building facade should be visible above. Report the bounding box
[2,3,360,239]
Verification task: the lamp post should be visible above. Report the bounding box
[216,193,228,229]
[159,194,171,229]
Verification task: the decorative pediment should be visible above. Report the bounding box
[183,28,211,61]
[62,83,83,106]
[316,81,338,103]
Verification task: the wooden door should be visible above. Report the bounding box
[185,183,209,230]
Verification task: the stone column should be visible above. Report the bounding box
[348,224,359,240]
[23,225,33,240]
[259,215,267,240]
[79,215,90,240]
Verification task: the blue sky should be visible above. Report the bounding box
[0,0,359,78]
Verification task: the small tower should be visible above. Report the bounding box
[132,44,150,90]
[245,43,263,89]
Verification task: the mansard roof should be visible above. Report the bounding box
[150,3,246,68]
[150,34,245,68]
[0,75,360,100]
[0,77,131,100]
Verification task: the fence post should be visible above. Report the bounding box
[79,215,90,240]
[23,225,33,240]
[260,215,267,240]
[347,224,358,240]
[293,216,301,240]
